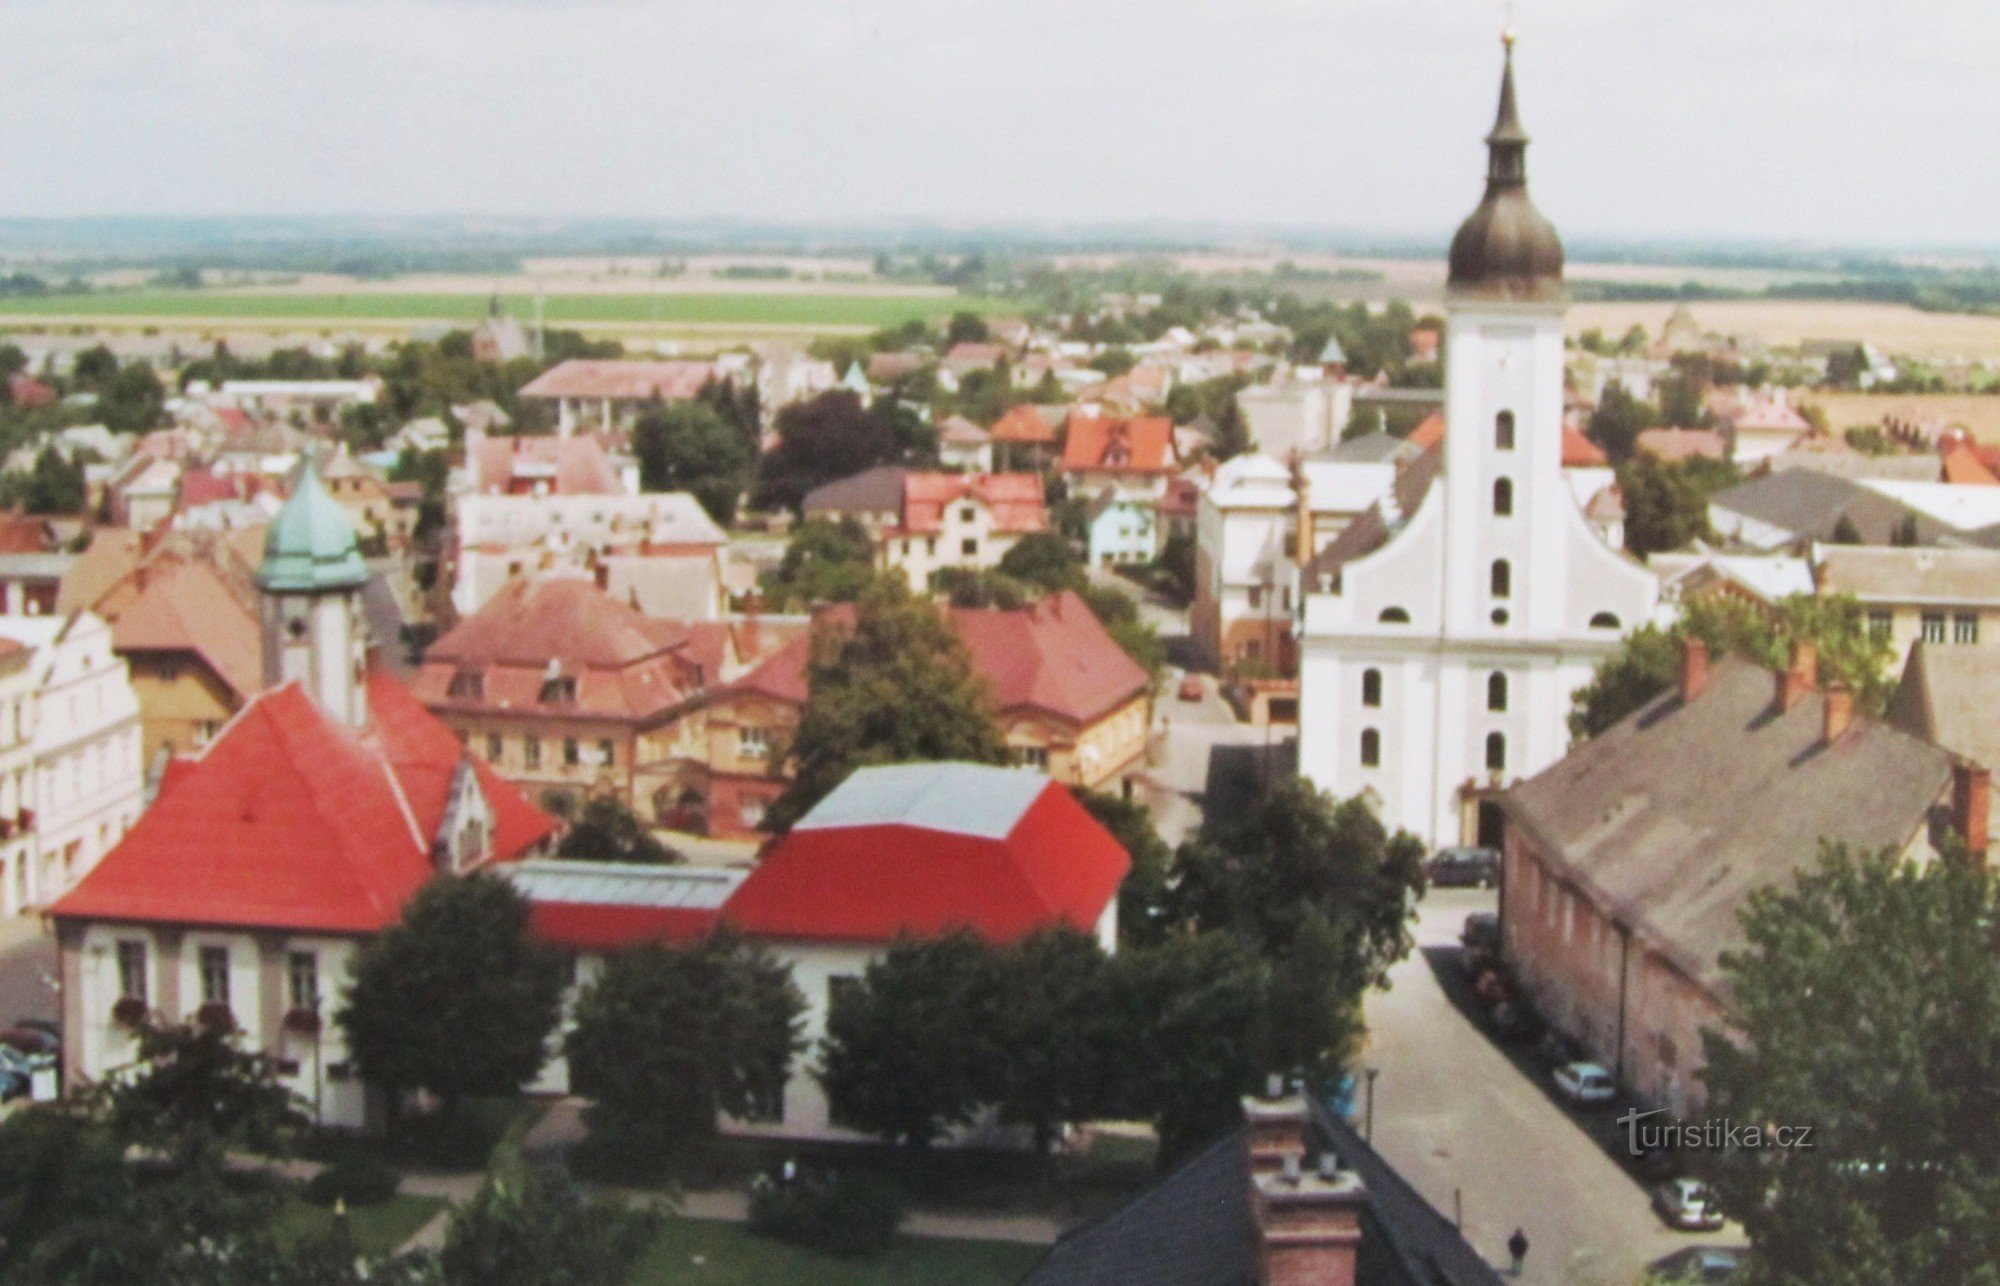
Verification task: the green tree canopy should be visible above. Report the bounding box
[555,796,681,865]
[765,577,1007,830]
[338,872,565,1123]
[437,1165,662,1286]
[632,399,753,524]
[92,1018,303,1169]
[758,516,881,611]
[1568,592,1895,740]
[1586,380,1657,463]
[566,930,803,1156]
[1698,845,2000,1285]
[755,391,934,513]
[1076,788,1172,948]
[1619,454,1736,557]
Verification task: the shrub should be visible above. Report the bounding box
[304,1152,400,1207]
[747,1168,903,1258]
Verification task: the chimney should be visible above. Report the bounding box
[1775,638,1817,712]
[1822,682,1854,744]
[1953,762,1991,858]
[1291,456,1313,568]
[1678,635,1710,704]
[1243,1087,1367,1286]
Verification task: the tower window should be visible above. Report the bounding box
[1493,478,1513,516]
[1496,411,1516,450]
[1360,728,1381,768]
[1379,607,1410,624]
[1362,668,1382,708]
[1490,560,1512,599]
[1589,612,1621,630]
[1485,732,1507,773]
[1487,672,1508,712]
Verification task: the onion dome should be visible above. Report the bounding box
[1447,35,1564,302]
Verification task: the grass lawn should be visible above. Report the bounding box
[267,1192,445,1258]
[629,1217,1044,1286]
[0,289,1007,330]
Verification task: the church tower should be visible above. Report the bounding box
[256,457,371,727]
[1293,37,1656,847]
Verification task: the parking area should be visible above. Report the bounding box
[1361,889,1712,1285]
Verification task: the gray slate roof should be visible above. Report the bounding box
[801,465,907,517]
[1711,468,1973,548]
[1504,655,1956,994]
[1889,642,2000,785]
[1814,544,2000,606]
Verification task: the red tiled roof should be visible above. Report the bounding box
[899,472,1046,536]
[7,373,53,408]
[97,557,262,702]
[50,676,553,934]
[1406,412,1445,449]
[180,468,258,509]
[1942,443,2000,486]
[1635,427,1729,464]
[951,590,1149,725]
[518,359,716,402]
[990,404,1059,445]
[0,515,49,555]
[1060,416,1176,475]
[722,772,1128,944]
[1562,425,1609,468]
[470,434,621,496]
[528,902,720,952]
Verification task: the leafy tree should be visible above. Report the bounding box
[1698,846,2000,1285]
[759,517,881,610]
[996,531,1086,593]
[1823,344,1870,390]
[632,399,753,524]
[765,578,1007,830]
[1088,347,1136,377]
[818,932,1004,1147]
[339,872,565,1126]
[1257,908,1365,1088]
[945,311,991,345]
[1210,397,1252,460]
[1657,373,1708,428]
[555,796,681,865]
[1154,530,1196,604]
[438,1165,662,1286]
[991,928,1118,1153]
[1587,380,1657,463]
[1619,454,1725,557]
[1168,775,1423,978]
[1568,592,1896,739]
[18,447,84,515]
[566,931,803,1157]
[1076,788,1172,948]
[756,391,934,513]
[930,566,1032,609]
[0,1110,132,1277]
[94,1019,302,1168]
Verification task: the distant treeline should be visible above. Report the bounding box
[1573,272,2000,316]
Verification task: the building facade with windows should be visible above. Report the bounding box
[1813,545,2000,668]
[1295,45,1656,847]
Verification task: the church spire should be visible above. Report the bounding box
[1446,32,1564,301]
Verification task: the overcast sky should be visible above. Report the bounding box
[2,0,1993,248]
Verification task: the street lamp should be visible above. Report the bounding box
[1363,1066,1380,1143]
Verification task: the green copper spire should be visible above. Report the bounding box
[257,455,369,593]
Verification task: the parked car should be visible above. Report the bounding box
[1459,911,1500,954]
[1647,1246,1745,1283]
[1426,846,1499,888]
[1552,1060,1617,1105]
[1176,674,1204,702]
[1653,1178,1726,1232]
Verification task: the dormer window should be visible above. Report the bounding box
[539,675,578,705]
[448,668,484,700]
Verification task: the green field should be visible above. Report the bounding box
[630,1217,1045,1286]
[0,289,1007,331]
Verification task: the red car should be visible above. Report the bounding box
[1177,675,1204,702]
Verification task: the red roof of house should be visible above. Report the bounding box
[0,514,49,555]
[1406,412,1445,449]
[898,473,1046,536]
[518,359,716,402]
[470,434,622,497]
[1942,443,2000,486]
[1635,427,1729,464]
[722,763,1128,944]
[990,405,1059,445]
[1060,416,1176,475]
[951,590,1149,725]
[1562,425,1609,468]
[7,373,54,408]
[96,556,262,703]
[49,674,553,934]
[527,902,721,952]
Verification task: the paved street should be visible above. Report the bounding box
[1361,889,1698,1286]
[0,912,57,1027]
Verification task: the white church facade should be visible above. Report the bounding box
[1296,40,1657,848]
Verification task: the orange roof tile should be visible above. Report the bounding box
[1060,416,1177,475]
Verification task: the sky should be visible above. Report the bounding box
[2,0,1995,249]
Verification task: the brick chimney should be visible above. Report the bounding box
[1678,636,1710,704]
[1242,1086,1367,1286]
[1775,638,1817,712]
[1952,762,1991,857]
[1822,682,1854,744]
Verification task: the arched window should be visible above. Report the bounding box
[1379,607,1410,624]
[1493,478,1513,516]
[1360,728,1381,768]
[1490,560,1512,599]
[1485,731,1507,773]
[1362,668,1382,708]
[1495,411,1516,450]
[1589,611,1621,630]
[1487,672,1508,712]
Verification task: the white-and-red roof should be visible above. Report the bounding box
[1060,415,1177,476]
[897,472,1046,536]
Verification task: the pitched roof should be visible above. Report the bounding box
[258,459,369,593]
[1504,654,1956,994]
[1561,424,1609,467]
[1813,544,2000,606]
[1941,443,2000,487]
[990,404,1059,445]
[1406,411,1445,449]
[517,359,716,401]
[508,859,743,951]
[1060,416,1176,475]
[801,465,907,517]
[1711,468,1965,547]
[950,590,1149,725]
[50,674,553,934]
[1635,427,1730,464]
[898,472,1046,535]
[1023,1128,1255,1285]
[723,762,1129,944]
[95,556,261,702]
[470,434,622,497]
[937,414,990,446]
